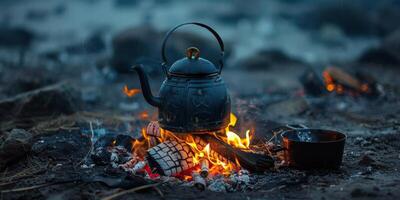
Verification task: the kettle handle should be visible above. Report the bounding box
[161,22,225,76]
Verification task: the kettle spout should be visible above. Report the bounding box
[132,65,161,108]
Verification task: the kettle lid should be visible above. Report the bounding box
[168,47,219,77]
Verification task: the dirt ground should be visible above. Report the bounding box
[1,0,400,199]
[1,65,399,200]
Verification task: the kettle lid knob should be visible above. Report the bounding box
[186,47,200,60]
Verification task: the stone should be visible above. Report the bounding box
[300,69,327,96]
[65,32,106,55]
[0,27,34,48]
[359,29,400,66]
[237,49,303,70]
[110,25,231,74]
[351,187,378,198]
[0,83,81,128]
[358,47,400,66]
[359,154,376,166]
[1,67,58,97]
[382,29,400,61]
[266,97,309,117]
[31,130,90,163]
[0,129,32,169]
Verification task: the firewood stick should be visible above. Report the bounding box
[200,134,275,173]
[100,183,161,200]
[326,67,362,90]
[200,159,209,178]
[192,172,206,191]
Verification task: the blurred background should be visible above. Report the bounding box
[0,0,399,123]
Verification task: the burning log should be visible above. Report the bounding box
[323,67,362,91]
[201,134,274,173]
[190,135,233,165]
[192,171,206,191]
[301,66,382,97]
[200,159,209,178]
[145,121,273,174]
[146,140,195,176]
[146,121,162,147]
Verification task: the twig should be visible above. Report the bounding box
[0,181,17,187]
[152,186,164,199]
[76,121,95,167]
[0,180,79,193]
[100,183,160,200]
[0,159,48,183]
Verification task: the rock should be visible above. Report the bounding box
[0,129,32,169]
[111,25,231,74]
[0,27,34,48]
[358,154,376,166]
[110,25,163,73]
[115,134,133,150]
[31,130,90,162]
[358,48,400,66]
[0,68,58,97]
[351,187,378,198]
[65,32,105,55]
[382,29,400,61]
[237,49,303,70]
[300,69,326,96]
[266,97,309,117]
[359,29,400,66]
[0,83,81,127]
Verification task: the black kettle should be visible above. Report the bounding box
[133,22,230,133]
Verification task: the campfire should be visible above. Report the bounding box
[322,67,372,96]
[97,111,274,190]
[301,66,382,97]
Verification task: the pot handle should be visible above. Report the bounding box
[276,124,309,143]
[161,22,225,76]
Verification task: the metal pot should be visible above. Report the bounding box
[133,22,230,133]
[281,128,346,169]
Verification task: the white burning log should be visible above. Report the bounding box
[146,121,162,147]
[146,140,195,176]
[200,159,209,178]
[192,172,206,191]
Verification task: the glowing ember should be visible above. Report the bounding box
[123,85,141,97]
[132,113,255,177]
[322,66,372,96]
[139,111,149,120]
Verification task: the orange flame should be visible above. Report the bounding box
[133,113,254,177]
[139,111,149,120]
[220,113,252,149]
[322,67,371,95]
[123,85,141,97]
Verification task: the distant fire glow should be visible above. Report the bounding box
[123,85,141,97]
